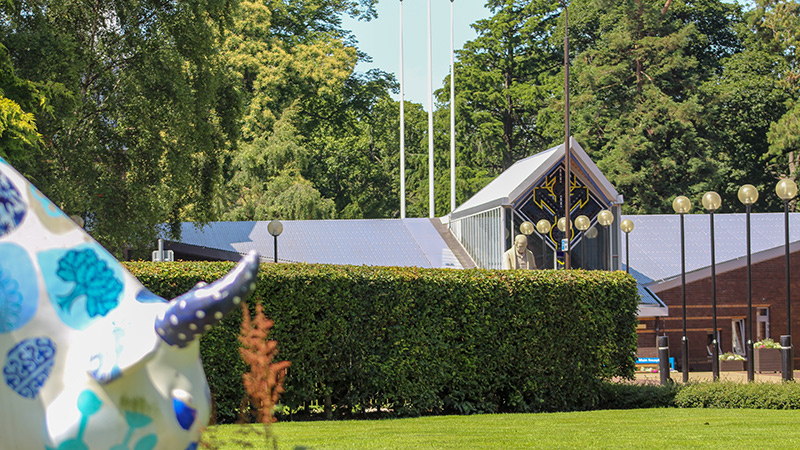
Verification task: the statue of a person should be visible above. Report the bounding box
[502,234,537,270]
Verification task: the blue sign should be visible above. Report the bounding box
[636,357,675,369]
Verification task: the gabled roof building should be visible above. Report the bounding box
[165,138,800,370]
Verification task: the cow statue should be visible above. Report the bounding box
[0,157,259,449]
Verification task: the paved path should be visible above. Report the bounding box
[634,371,787,384]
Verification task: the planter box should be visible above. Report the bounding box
[754,348,782,373]
[720,359,745,371]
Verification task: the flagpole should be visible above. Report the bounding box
[427,0,435,218]
[563,1,571,269]
[399,0,406,218]
[450,0,456,213]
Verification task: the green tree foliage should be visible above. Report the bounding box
[538,0,739,214]
[0,0,241,254]
[0,44,42,166]
[296,69,401,219]
[454,0,562,173]
[751,0,800,191]
[700,26,794,212]
[220,0,390,221]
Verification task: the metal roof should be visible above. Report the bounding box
[623,213,800,285]
[173,218,464,269]
[450,137,621,219]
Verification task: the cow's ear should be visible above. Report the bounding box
[87,313,160,384]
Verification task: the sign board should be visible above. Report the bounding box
[636,357,675,370]
[561,239,568,251]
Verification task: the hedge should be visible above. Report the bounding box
[125,261,639,422]
[674,382,800,409]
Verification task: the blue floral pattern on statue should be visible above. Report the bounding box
[3,337,56,398]
[46,390,159,450]
[38,243,124,329]
[0,171,26,237]
[0,243,39,333]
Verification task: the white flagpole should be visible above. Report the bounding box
[399,0,406,219]
[427,0,434,218]
[450,0,456,213]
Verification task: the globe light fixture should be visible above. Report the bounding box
[597,209,614,270]
[738,184,759,205]
[575,215,590,231]
[557,217,571,232]
[597,210,614,226]
[620,219,634,274]
[520,221,535,236]
[777,178,797,381]
[268,219,283,263]
[703,191,722,381]
[535,219,551,270]
[536,219,551,235]
[672,195,692,383]
[738,184,759,382]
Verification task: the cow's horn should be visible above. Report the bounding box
[155,251,260,347]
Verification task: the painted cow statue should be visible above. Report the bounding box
[0,158,259,449]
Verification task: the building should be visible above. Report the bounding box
[165,138,800,370]
[629,213,800,370]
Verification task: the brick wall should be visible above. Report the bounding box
[638,250,800,371]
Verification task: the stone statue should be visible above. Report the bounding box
[502,234,537,270]
[0,156,259,449]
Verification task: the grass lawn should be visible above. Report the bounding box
[201,408,800,449]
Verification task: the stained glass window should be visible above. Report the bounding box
[512,164,610,269]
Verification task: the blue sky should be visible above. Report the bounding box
[341,1,491,109]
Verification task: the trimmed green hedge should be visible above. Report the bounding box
[125,262,639,422]
[675,382,800,409]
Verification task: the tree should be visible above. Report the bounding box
[453,0,563,173]
[750,0,800,186]
[0,43,42,172]
[700,23,795,212]
[300,72,405,219]
[0,0,242,254]
[539,0,740,214]
[219,0,390,221]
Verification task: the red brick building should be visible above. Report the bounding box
[630,213,800,371]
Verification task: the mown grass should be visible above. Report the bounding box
[201,408,800,449]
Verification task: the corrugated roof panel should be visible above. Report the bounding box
[176,218,466,268]
[624,213,800,283]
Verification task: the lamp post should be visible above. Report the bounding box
[672,195,692,383]
[621,219,634,274]
[536,219,551,269]
[702,191,722,381]
[738,184,759,382]
[575,215,590,269]
[598,209,614,270]
[267,219,283,263]
[777,178,797,381]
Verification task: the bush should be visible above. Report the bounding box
[597,382,678,409]
[675,382,800,409]
[125,262,639,421]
